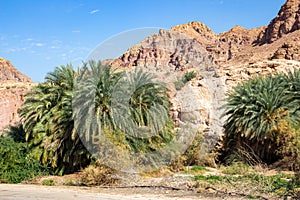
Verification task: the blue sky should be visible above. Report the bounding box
[0,0,285,82]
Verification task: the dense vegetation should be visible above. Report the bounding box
[0,136,45,183]
[19,64,91,175]
[1,61,300,198]
[16,61,173,175]
[222,69,300,177]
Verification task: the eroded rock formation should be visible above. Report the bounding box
[0,58,32,133]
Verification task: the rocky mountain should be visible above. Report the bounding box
[257,0,300,44]
[0,58,33,133]
[106,0,300,155]
[0,58,32,82]
[1,0,299,156]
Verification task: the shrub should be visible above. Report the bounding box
[80,160,119,186]
[174,71,197,90]
[41,179,56,186]
[182,71,197,83]
[0,136,46,183]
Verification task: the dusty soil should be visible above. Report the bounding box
[0,183,251,200]
[2,166,297,200]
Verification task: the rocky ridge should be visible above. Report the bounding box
[0,58,31,82]
[106,0,300,155]
[257,0,300,44]
[0,58,33,133]
[1,0,300,154]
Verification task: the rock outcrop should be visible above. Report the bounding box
[257,0,300,44]
[0,58,32,133]
[0,58,32,82]
[101,0,300,155]
[2,0,300,158]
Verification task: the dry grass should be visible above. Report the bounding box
[79,161,119,186]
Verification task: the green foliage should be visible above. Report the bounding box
[73,61,174,154]
[174,79,185,90]
[182,131,205,166]
[191,165,207,171]
[194,172,298,197]
[186,165,208,175]
[19,64,91,175]
[223,69,300,164]
[221,162,250,175]
[0,136,45,183]
[194,174,224,184]
[182,71,197,83]
[19,61,173,174]
[41,179,56,186]
[63,179,76,186]
[174,71,197,90]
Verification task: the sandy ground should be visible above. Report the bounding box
[0,184,200,200]
[0,184,251,200]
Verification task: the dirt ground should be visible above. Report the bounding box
[0,184,250,200]
[1,166,295,200]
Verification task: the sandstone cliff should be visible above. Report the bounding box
[257,0,300,44]
[0,58,32,133]
[2,0,300,155]
[103,0,300,154]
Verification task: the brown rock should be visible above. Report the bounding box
[0,58,32,82]
[272,41,300,60]
[0,58,33,133]
[257,0,300,44]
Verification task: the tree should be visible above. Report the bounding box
[20,61,174,174]
[222,73,293,163]
[19,64,91,175]
[73,61,174,154]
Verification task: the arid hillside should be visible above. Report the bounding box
[0,58,33,132]
[1,0,300,138]
[107,0,300,149]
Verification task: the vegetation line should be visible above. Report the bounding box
[205,186,269,200]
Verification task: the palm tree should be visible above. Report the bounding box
[19,64,91,175]
[73,62,173,154]
[111,68,173,154]
[20,61,174,174]
[223,74,291,163]
[283,69,300,123]
[72,61,124,144]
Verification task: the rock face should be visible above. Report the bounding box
[0,58,32,82]
[0,58,32,133]
[2,0,300,158]
[102,0,300,156]
[272,41,300,60]
[110,28,226,154]
[257,0,300,44]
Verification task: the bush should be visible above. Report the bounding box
[182,71,197,83]
[0,136,46,183]
[80,160,119,186]
[41,179,56,186]
[174,71,197,90]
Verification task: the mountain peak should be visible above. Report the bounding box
[171,21,215,33]
[0,57,32,82]
[170,21,216,40]
[258,0,300,44]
